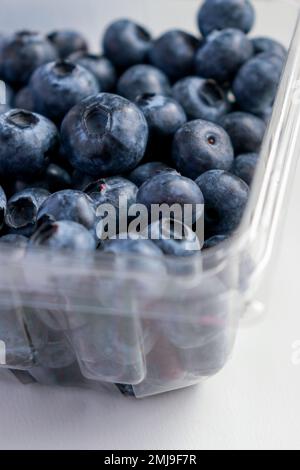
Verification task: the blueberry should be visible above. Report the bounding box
[44,164,72,193]
[196,169,249,236]
[149,30,200,82]
[0,31,57,88]
[173,77,229,122]
[29,60,99,123]
[172,119,234,180]
[117,65,171,102]
[219,112,266,155]
[30,220,96,252]
[255,106,273,124]
[0,184,7,229]
[103,19,152,70]
[203,234,228,249]
[5,188,50,236]
[84,176,138,234]
[252,37,287,60]
[147,219,201,256]
[195,29,253,84]
[136,172,204,224]
[135,94,186,160]
[47,30,88,59]
[61,93,149,177]
[14,87,35,111]
[233,53,283,114]
[37,190,96,231]
[197,0,255,37]
[231,152,259,186]
[128,162,172,187]
[0,109,59,179]
[84,176,137,207]
[68,53,117,92]
[0,234,28,246]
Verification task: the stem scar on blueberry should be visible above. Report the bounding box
[207,135,216,145]
[7,110,39,129]
[83,105,112,137]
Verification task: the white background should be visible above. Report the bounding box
[0,0,300,450]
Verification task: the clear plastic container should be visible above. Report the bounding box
[1,0,300,398]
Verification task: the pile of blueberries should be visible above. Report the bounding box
[0,0,287,257]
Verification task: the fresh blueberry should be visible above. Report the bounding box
[117,65,171,102]
[196,169,249,236]
[172,119,234,180]
[203,234,228,249]
[0,31,57,88]
[149,30,200,82]
[252,37,287,60]
[44,164,72,193]
[136,172,204,224]
[231,152,259,186]
[37,190,96,231]
[29,60,99,123]
[102,19,152,70]
[0,185,7,229]
[135,94,186,160]
[219,112,266,155]
[68,53,117,92]
[255,106,273,124]
[84,176,138,235]
[0,234,28,246]
[14,87,35,111]
[115,383,135,397]
[197,0,255,37]
[147,219,201,256]
[0,109,59,179]
[47,30,88,59]
[233,53,283,114]
[84,176,137,206]
[30,220,96,252]
[5,188,50,236]
[195,29,253,84]
[61,93,149,177]
[173,77,229,122]
[128,162,172,187]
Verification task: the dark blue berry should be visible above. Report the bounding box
[231,152,259,186]
[117,65,171,102]
[135,93,186,160]
[203,234,228,249]
[128,162,172,187]
[149,30,200,81]
[103,19,152,70]
[137,172,204,224]
[197,0,255,37]
[0,184,6,229]
[0,109,59,179]
[252,37,287,60]
[195,29,253,84]
[148,219,200,256]
[172,119,234,180]
[30,220,96,252]
[44,164,72,193]
[0,233,28,246]
[48,30,88,59]
[14,87,34,111]
[173,77,229,122]
[61,93,149,177]
[0,31,57,88]
[233,53,283,114]
[29,60,99,123]
[68,52,117,92]
[219,111,266,155]
[5,188,50,236]
[196,169,249,236]
[37,190,96,231]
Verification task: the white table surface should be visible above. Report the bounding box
[0,0,300,451]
